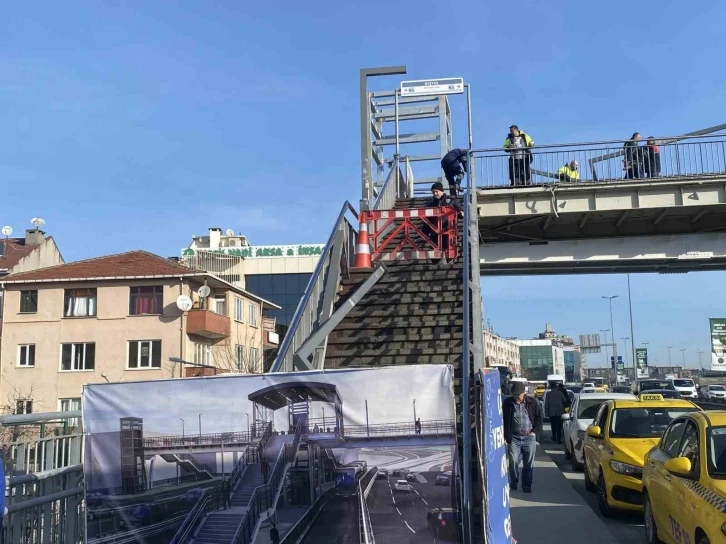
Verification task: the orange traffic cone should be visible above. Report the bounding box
[353,220,372,269]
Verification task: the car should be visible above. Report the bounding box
[435,473,451,486]
[391,469,401,477]
[638,379,676,394]
[406,473,417,482]
[376,469,388,479]
[394,480,412,492]
[562,392,637,471]
[611,386,632,394]
[582,393,701,516]
[642,411,726,544]
[581,387,596,394]
[582,382,596,389]
[638,388,682,399]
[427,508,460,541]
[702,384,726,399]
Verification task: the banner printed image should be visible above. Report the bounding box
[82,365,457,544]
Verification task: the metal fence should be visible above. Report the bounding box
[343,419,456,439]
[474,134,726,188]
[3,464,85,544]
[278,486,338,544]
[358,468,377,544]
[143,430,253,450]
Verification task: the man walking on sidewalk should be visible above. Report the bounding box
[270,523,281,544]
[545,383,568,443]
[503,381,542,493]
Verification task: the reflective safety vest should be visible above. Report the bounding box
[503,132,534,149]
[557,165,580,181]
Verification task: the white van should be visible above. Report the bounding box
[668,377,698,399]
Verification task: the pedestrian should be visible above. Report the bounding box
[270,523,281,544]
[556,160,580,182]
[440,148,468,196]
[545,383,568,444]
[644,136,661,178]
[624,132,644,179]
[424,182,464,267]
[557,383,571,411]
[415,418,422,435]
[223,478,232,509]
[502,381,542,493]
[261,458,270,484]
[503,125,534,186]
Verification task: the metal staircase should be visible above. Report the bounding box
[160,453,215,480]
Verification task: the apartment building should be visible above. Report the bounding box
[483,330,521,376]
[0,251,279,415]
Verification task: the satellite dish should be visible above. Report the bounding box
[176,295,193,312]
[198,285,211,298]
[30,217,46,228]
[225,229,235,237]
[1,226,12,236]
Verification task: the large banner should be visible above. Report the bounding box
[483,370,514,544]
[636,348,649,378]
[710,319,726,371]
[83,365,457,544]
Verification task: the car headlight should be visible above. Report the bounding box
[610,461,642,477]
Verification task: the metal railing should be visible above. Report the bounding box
[342,419,456,439]
[173,452,216,478]
[3,464,85,544]
[372,157,412,211]
[143,430,252,449]
[474,134,726,188]
[232,423,303,544]
[270,200,359,373]
[358,471,376,544]
[7,431,84,476]
[278,486,338,544]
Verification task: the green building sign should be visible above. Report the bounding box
[182,244,324,259]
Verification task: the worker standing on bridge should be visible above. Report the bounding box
[415,418,422,435]
[624,132,644,179]
[644,137,661,178]
[504,125,534,186]
[440,148,468,196]
[261,457,270,483]
[556,160,579,182]
[424,182,464,266]
[503,381,541,493]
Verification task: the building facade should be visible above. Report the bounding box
[0,251,278,415]
[483,330,521,376]
[515,339,566,381]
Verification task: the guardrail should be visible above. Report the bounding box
[3,463,85,544]
[695,397,726,410]
[270,200,359,373]
[358,468,376,544]
[343,419,456,439]
[473,134,726,188]
[372,157,412,211]
[143,430,252,449]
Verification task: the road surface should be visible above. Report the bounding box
[301,495,359,544]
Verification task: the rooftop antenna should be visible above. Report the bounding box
[30,217,46,229]
[1,226,12,256]
[225,229,235,237]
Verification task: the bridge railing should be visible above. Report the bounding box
[342,419,456,439]
[358,468,376,544]
[2,463,85,544]
[143,430,252,449]
[473,134,726,188]
[278,485,338,544]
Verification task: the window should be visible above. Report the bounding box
[128,340,162,369]
[235,297,244,322]
[64,288,97,317]
[60,343,96,371]
[661,420,688,457]
[235,344,245,370]
[17,344,35,367]
[16,400,32,414]
[194,342,211,366]
[213,295,226,316]
[129,286,163,315]
[20,290,38,313]
[249,347,259,371]
[677,422,700,474]
[59,398,81,427]
[249,302,258,327]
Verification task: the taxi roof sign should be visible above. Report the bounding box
[639,393,664,401]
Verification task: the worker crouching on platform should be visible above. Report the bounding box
[424,182,463,267]
[557,160,580,182]
[440,148,468,196]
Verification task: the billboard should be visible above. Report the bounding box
[636,348,649,378]
[82,365,457,544]
[483,370,514,544]
[710,319,726,371]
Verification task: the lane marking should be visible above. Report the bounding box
[404,521,416,533]
[415,490,420,496]
[396,507,402,516]
[422,498,428,505]
[392,495,396,505]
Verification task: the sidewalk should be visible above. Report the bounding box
[509,444,617,544]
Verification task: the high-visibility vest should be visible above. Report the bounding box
[557,165,580,181]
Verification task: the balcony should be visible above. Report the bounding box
[186,310,231,339]
[262,316,279,348]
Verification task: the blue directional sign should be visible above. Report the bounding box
[400,77,464,97]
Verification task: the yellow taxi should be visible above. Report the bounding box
[642,411,726,544]
[534,384,546,399]
[583,393,701,517]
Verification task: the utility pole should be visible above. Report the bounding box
[697,349,704,373]
[627,274,636,373]
[680,348,687,370]
[621,337,631,380]
[666,346,674,367]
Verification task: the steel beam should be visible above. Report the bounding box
[374,132,440,147]
[292,266,386,371]
[374,106,438,119]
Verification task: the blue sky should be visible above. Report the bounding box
[2,2,725,368]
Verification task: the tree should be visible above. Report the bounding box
[211,323,262,375]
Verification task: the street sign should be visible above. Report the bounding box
[400,77,464,97]
[579,334,601,354]
[636,348,649,378]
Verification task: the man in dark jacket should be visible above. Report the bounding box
[624,132,643,179]
[545,383,568,444]
[424,182,464,265]
[503,381,542,493]
[644,137,661,178]
[440,148,468,196]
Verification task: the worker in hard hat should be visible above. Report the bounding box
[556,160,580,182]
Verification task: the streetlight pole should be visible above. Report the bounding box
[180,418,185,439]
[627,274,636,372]
[246,412,250,437]
[600,329,610,368]
[365,400,370,438]
[680,349,687,368]
[602,296,619,358]
[198,413,203,439]
[621,337,631,380]
[666,346,674,367]
[413,399,417,425]
[697,349,704,373]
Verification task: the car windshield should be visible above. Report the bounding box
[568,386,583,393]
[640,381,673,391]
[711,386,726,391]
[610,407,701,438]
[577,399,608,419]
[708,427,726,478]
[673,380,694,388]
